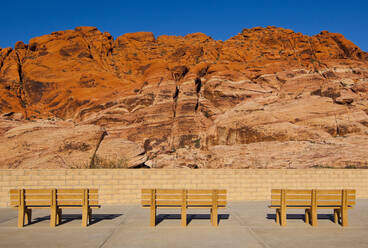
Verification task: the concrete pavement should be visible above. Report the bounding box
[1,200,368,248]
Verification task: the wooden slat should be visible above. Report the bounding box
[141,200,151,206]
[317,201,341,205]
[188,200,227,206]
[285,190,312,194]
[89,189,98,193]
[89,200,99,205]
[141,194,151,200]
[270,195,280,200]
[142,200,228,206]
[88,194,98,200]
[24,200,51,205]
[156,189,183,194]
[315,206,354,209]
[143,189,226,195]
[187,195,226,200]
[25,195,51,200]
[316,190,342,194]
[273,200,312,205]
[271,194,311,200]
[141,200,227,207]
[57,189,84,194]
[10,195,20,200]
[271,189,281,193]
[57,200,83,205]
[317,195,342,200]
[156,200,182,206]
[57,194,83,200]
[285,195,311,200]
[317,201,355,206]
[25,189,52,194]
[270,205,315,209]
[156,195,182,200]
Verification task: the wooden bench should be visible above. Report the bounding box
[141,189,227,227]
[269,189,356,227]
[9,188,100,227]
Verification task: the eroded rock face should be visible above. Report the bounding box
[0,120,104,168]
[0,118,146,169]
[0,26,368,168]
[95,138,147,168]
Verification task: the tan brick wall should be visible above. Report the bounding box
[1,169,368,207]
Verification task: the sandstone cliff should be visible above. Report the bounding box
[1,26,368,168]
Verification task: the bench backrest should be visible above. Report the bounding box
[271,189,312,206]
[141,189,227,207]
[9,189,98,207]
[316,189,356,207]
[271,189,356,207]
[56,189,99,206]
[9,189,53,207]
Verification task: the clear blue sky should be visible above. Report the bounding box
[1,0,368,51]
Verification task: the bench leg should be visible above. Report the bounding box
[17,207,25,228]
[275,209,280,224]
[150,206,156,227]
[56,208,62,225]
[334,209,340,224]
[305,209,310,224]
[280,208,286,226]
[82,207,88,227]
[212,207,218,227]
[50,206,57,227]
[341,207,348,227]
[181,207,187,227]
[310,208,318,227]
[25,209,32,225]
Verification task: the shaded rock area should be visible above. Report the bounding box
[0,26,368,168]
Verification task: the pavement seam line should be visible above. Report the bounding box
[228,205,247,226]
[247,226,272,248]
[228,205,271,248]
[98,205,135,248]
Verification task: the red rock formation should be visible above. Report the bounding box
[0,26,368,168]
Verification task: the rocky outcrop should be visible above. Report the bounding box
[0,119,146,169]
[95,138,147,168]
[0,26,368,169]
[207,135,368,169]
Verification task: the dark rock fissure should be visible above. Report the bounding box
[173,85,179,118]
[89,130,108,168]
[195,78,202,112]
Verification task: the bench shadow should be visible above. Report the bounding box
[267,213,335,223]
[30,214,122,226]
[156,214,229,225]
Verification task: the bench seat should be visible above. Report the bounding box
[9,188,100,227]
[269,189,356,227]
[142,189,227,227]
